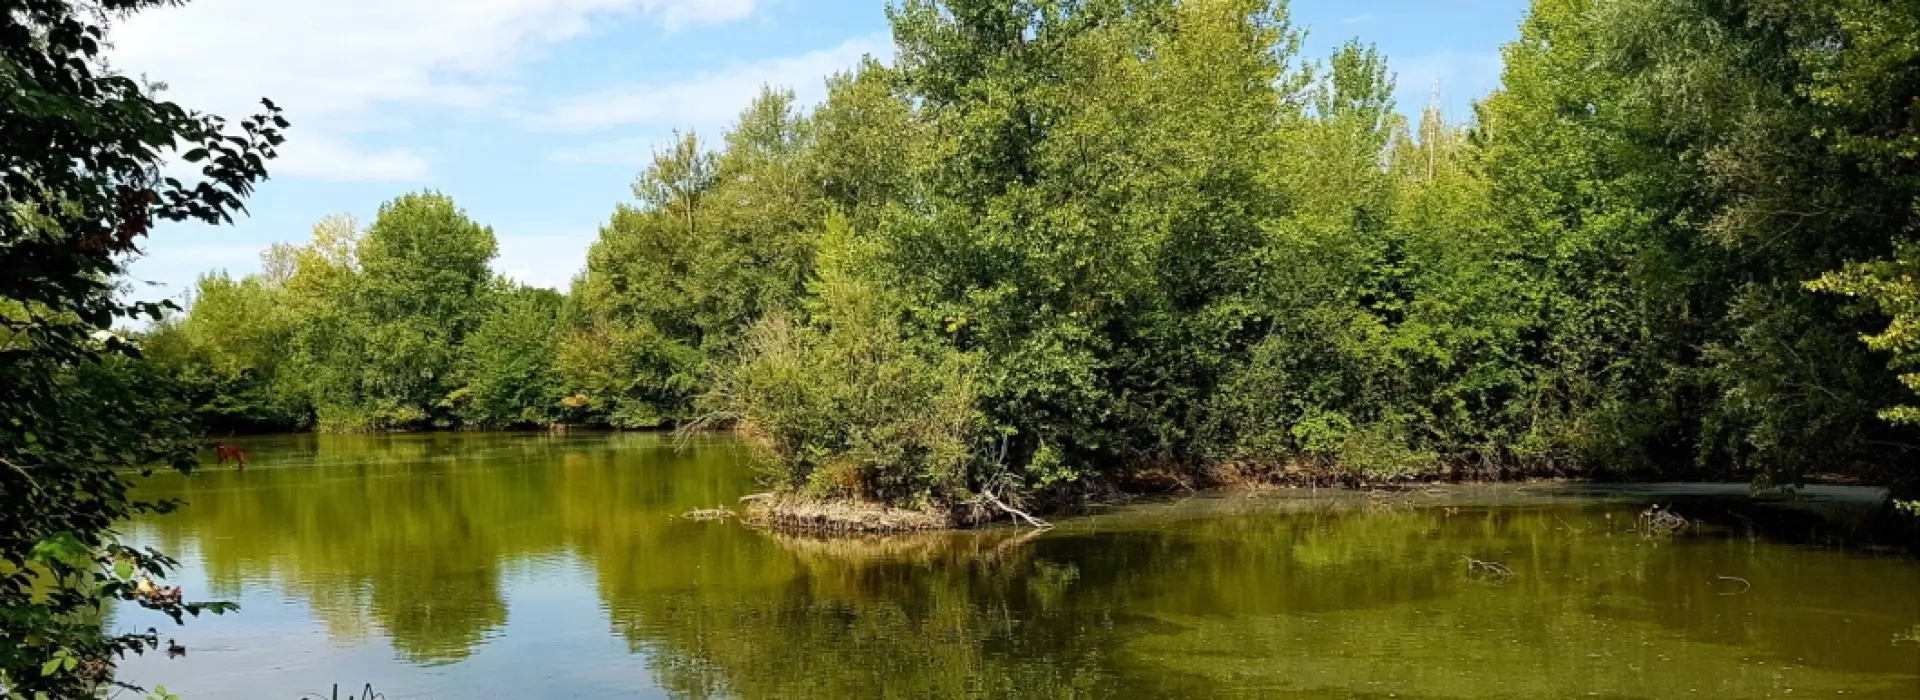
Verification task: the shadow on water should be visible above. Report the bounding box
[109,433,1920,699]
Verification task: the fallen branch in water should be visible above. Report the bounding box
[679,507,734,521]
[1714,576,1751,596]
[1637,504,1692,538]
[1463,556,1516,583]
[1895,625,1920,646]
[979,487,1053,530]
[994,527,1047,555]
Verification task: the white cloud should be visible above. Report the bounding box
[538,34,892,134]
[547,136,677,166]
[274,136,432,183]
[494,232,598,290]
[105,0,762,182]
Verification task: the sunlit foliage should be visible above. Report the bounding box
[1,0,284,694]
[148,0,1920,511]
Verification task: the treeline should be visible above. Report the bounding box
[149,0,1920,508]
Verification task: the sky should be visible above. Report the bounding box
[112,0,1532,303]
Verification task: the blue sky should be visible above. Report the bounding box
[112,0,1530,302]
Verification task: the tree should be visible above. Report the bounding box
[141,272,307,433]
[1477,0,1919,489]
[809,58,920,218]
[0,0,284,694]
[350,192,498,428]
[455,284,565,428]
[110,0,1920,521]
[877,0,1304,488]
[563,89,830,426]
[284,194,499,431]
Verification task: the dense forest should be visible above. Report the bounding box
[143,0,1920,513]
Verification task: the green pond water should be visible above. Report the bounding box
[112,432,1920,699]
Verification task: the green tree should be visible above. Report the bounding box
[564,89,829,426]
[274,214,370,430]
[105,0,1920,521]
[282,195,499,431]
[809,58,921,218]
[881,0,1302,488]
[0,0,284,694]
[142,272,308,433]
[710,213,985,505]
[352,192,498,428]
[454,284,565,428]
[1479,0,1918,490]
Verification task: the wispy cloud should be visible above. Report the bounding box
[273,136,432,183]
[537,34,892,134]
[547,136,680,166]
[495,231,600,290]
[106,0,763,183]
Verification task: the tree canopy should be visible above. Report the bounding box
[1,0,284,694]
[143,0,1920,518]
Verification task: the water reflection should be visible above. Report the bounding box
[114,433,1920,698]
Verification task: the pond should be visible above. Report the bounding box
[113,432,1920,698]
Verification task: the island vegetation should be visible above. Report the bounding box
[142,0,1920,517]
[3,0,1918,691]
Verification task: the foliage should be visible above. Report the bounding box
[705,215,985,505]
[146,0,1920,514]
[150,195,505,433]
[455,285,566,428]
[321,192,498,430]
[1,0,283,694]
[560,89,826,426]
[141,272,307,433]
[1481,0,1920,492]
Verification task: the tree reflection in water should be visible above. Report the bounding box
[115,433,1920,698]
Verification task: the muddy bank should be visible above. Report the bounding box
[738,493,965,533]
[740,480,1915,554]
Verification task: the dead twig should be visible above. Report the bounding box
[980,487,1053,530]
[1637,504,1692,538]
[1463,556,1516,583]
[1713,576,1751,596]
[679,507,734,522]
[1,457,40,493]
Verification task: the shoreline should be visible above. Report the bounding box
[738,474,1907,536]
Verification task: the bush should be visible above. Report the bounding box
[707,281,986,507]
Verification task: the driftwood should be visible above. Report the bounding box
[978,487,1053,530]
[1463,556,1516,583]
[738,493,954,533]
[1637,504,1692,538]
[1713,576,1752,596]
[679,507,734,521]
